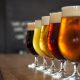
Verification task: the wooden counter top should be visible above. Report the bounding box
[0,53,79,80]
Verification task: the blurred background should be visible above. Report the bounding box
[0,0,80,53]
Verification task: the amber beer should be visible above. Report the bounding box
[48,12,65,60]
[59,6,80,62]
[26,22,38,56]
[40,16,54,60]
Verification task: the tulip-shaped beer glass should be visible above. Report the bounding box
[58,6,80,80]
[33,20,48,71]
[26,22,39,68]
[48,12,68,79]
[40,16,56,74]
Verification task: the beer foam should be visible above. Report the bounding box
[50,12,62,23]
[41,16,50,25]
[27,22,35,30]
[62,6,80,17]
[35,20,41,28]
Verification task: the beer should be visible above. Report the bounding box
[40,16,54,60]
[26,22,38,56]
[59,6,80,62]
[33,20,46,57]
[48,12,65,60]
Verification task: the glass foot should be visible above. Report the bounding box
[63,74,80,80]
[44,68,56,75]
[52,71,69,79]
[28,63,38,69]
[36,65,47,71]
[63,62,80,80]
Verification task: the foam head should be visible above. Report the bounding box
[50,12,62,23]
[27,22,35,30]
[41,16,50,25]
[62,6,80,17]
[35,20,41,28]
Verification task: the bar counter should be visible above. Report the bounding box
[0,53,80,80]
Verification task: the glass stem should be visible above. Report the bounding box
[72,62,79,76]
[50,60,56,72]
[59,60,65,76]
[42,57,47,69]
[34,56,38,67]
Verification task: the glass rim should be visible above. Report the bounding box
[35,19,41,28]
[27,22,35,25]
[35,19,41,22]
[49,12,62,23]
[41,16,50,25]
[41,16,50,19]
[62,5,80,10]
[49,11,61,15]
[26,22,35,30]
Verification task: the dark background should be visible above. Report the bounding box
[0,0,80,53]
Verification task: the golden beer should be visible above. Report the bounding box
[40,16,54,60]
[33,20,46,57]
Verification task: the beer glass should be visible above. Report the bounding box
[58,6,80,80]
[33,20,47,71]
[40,16,56,74]
[25,22,39,68]
[48,12,68,79]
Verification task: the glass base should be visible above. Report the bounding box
[36,65,47,71]
[51,71,69,79]
[27,63,38,69]
[63,74,80,80]
[44,68,56,75]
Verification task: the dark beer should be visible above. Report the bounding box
[48,23,64,59]
[26,23,38,56]
[48,12,65,60]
